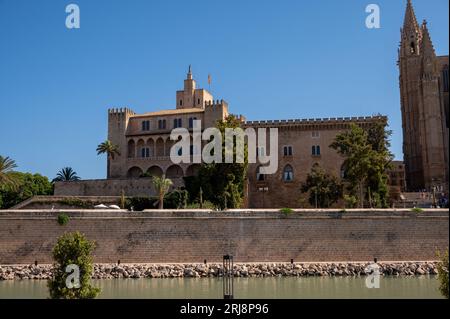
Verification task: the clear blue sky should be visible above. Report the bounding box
[0,0,448,180]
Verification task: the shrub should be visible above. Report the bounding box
[57,213,69,226]
[47,232,100,299]
[437,250,449,299]
[411,207,423,213]
[186,201,217,210]
[280,208,294,215]
[344,195,358,208]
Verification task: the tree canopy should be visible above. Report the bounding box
[330,120,393,208]
[301,164,342,208]
[185,115,248,209]
[0,172,53,209]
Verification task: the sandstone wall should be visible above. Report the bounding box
[0,209,448,264]
[54,178,180,197]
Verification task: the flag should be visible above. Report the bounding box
[208,74,211,85]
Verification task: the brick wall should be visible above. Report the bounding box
[0,210,448,264]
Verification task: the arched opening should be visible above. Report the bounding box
[156,138,165,157]
[146,166,163,178]
[127,166,143,179]
[137,139,145,158]
[186,164,201,177]
[166,165,184,179]
[283,165,294,182]
[127,140,136,158]
[146,138,155,157]
[165,137,175,157]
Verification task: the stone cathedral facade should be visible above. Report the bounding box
[399,0,449,192]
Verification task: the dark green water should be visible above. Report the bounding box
[0,276,443,299]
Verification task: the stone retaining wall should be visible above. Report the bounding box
[0,209,448,264]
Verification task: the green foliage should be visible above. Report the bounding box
[330,120,393,208]
[280,208,293,215]
[124,197,157,211]
[186,201,217,209]
[344,194,358,208]
[47,232,100,299]
[57,198,96,209]
[436,250,449,299]
[96,140,121,159]
[411,207,424,213]
[0,155,19,190]
[0,172,53,209]
[186,115,248,210]
[52,167,80,182]
[152,175,173,209]
[301,165,342,208]
[57,213,70,226]
[124,191,190,211]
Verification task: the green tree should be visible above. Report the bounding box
[301,164,342,208]
[366,119,394,208]
[96,140,121,178]
[330,124,372,208]
[152,175,173,209]
[48,232,100,299]
[52,167,80,182]
[330,121,393,208]
[0,172,53,209]
[194,115,248,210]
[437,250,449,299]
[0,156,19,190]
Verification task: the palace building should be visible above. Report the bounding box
[55,66,385,208]
[55,1,448,207]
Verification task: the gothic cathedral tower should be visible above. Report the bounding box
[399,0,449,192]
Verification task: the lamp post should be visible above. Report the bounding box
[223,255,234,299]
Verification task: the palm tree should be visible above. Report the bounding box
[53,167,80,182]
[96,140,121,178]
[0,156,19,189]
[152,175,173,209]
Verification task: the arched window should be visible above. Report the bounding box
[283,165,294,182]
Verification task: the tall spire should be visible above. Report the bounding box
[403,0,420,33]
[420,20,436,58]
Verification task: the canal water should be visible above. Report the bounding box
[0,276,443,299]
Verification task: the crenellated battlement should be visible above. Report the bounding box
[244,115,387,127]
[108,107,136,115]
[205,99,228,108]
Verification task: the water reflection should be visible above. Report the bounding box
[0,276,442,299]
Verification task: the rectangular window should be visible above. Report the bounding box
[312,145,321,156]
[283,146,293,156]
[312,131,320,138]
[141,121,150,131]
